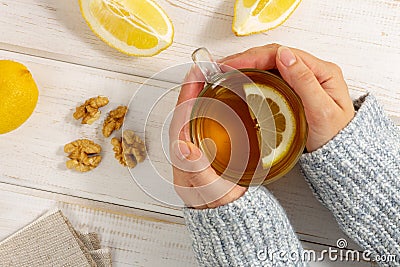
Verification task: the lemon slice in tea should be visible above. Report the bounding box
[244,83,295,168]
[79,0,174,56]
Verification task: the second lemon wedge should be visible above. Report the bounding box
[233,0,301,36]
[79,0,174,56]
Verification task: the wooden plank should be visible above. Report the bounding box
[390,115,400,126]
[0,0,400,117]
[0,183,196,267]
[0,0,398,265]
[0,47,397,250]
[0,183,373,267]
[0,49,184,216]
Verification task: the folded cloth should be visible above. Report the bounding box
[78,232,112,267]
[77,232,112,267]
[90,249,113,267]
[76,232,102,251]
[0,210,112,267]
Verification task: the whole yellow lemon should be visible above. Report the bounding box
[0,60,39,134]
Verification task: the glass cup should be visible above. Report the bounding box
[189,48,307,186]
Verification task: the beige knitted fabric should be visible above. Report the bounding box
[90,249,113,267]
[77,232,102,251]
[78,232,112,267]
[0,210,112,267]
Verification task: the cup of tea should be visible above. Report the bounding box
[189,48,307,186]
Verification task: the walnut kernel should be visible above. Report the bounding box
[111,138,127,167]
[123,130,146,163]
[73,96,109,125]
[111,130,146,168]
[64,139,102,172]
[102,106,128,137]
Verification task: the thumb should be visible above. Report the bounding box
[276,46,328,111]
[172,140,218,185]
[172,140,239,207]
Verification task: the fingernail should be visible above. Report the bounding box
[278,46,296,67]
[174,140,191,160]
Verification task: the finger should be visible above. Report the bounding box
[172,141,237,207]
[219,43,280,70]
[171,140,214,177]
[283,49,351,110]
[169,97,197,142]
[221,44,340,87]
[276,46,333,111]
[219,44,341,88]
[220,45,350,110]
[176,65,205,106]
[288,49,337,85]
[170,65,205,142]
[171,142,209,209]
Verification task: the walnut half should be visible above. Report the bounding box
[102,106,128,137]
[73,96,109,124]
[111,130,146,168]
[64,139,102,172]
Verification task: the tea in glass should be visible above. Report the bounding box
[190,48,307,186]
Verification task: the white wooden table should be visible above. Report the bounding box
[1,0,399,266]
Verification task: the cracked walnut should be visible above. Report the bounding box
[102,106,128,137]
[64,139,102,172]
[111,130,146,168]
[73,96,109,124]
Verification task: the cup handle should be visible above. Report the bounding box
[192,48,223,83]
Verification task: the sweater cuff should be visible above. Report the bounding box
[299,94,400,264]
[183,187,306,266]
[300,94,399,202]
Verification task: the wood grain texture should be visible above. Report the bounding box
[0,183,196,267]
[0,0,399,117]
[0,49,185,216]
[0,0,399,265]
[0,183,374,267]
[0,49,377,251]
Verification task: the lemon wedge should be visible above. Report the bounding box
[244,83,295,168]
[79,0,174,56]
[233,0,301,36]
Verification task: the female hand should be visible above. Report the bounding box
[170,43,355,209]
[169,66,246,209]
[221,44,355,152]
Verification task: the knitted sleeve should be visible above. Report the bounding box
[300,94,400,266]
[183,186,307,266]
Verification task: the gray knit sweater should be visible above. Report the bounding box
[183,94,400,266]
